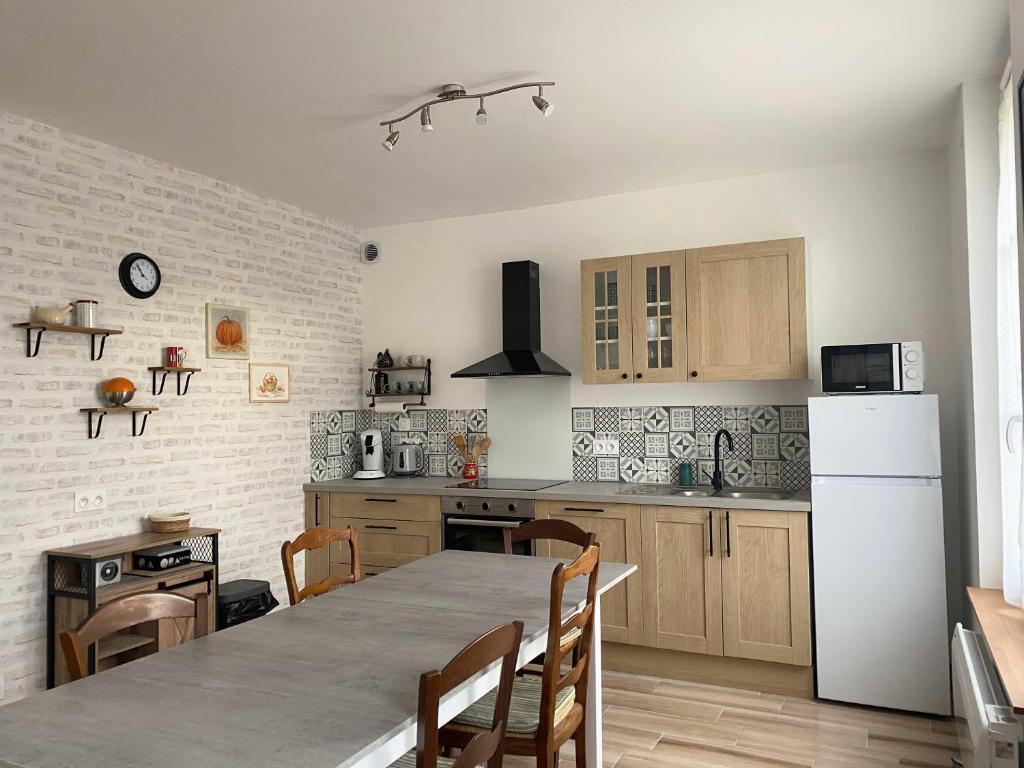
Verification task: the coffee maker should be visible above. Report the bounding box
[353,429,386,480]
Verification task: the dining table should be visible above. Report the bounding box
[0,549,636,768]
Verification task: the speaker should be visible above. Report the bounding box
[360,241,381,264]
[95,557,122,587]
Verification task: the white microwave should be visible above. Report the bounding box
[820,342,924,394]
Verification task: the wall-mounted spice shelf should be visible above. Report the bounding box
[366,359,431,407]
[80,406,159,439]
[148,366,201,396]
[12,322,123,361]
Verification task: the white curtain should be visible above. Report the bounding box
[998,78,1024,606]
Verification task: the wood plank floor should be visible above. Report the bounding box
[504,670,959,768]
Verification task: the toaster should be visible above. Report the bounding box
[392,443,425,477]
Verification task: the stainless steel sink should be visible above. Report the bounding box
[671,488,714,497]
[713,488,793,500]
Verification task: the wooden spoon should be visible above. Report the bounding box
[472,437,492,461]
[452,433,469,462]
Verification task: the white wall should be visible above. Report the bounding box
[949,78,1003,590]
[0,111,362,702]
[365,150,963,616]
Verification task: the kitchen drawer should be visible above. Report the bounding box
[329,516,441,568]
[327,492,441,522]
[332,561,392,579]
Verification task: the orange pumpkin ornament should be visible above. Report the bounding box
[216,315,243,347]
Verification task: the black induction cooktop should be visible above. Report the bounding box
[445,478,562,492]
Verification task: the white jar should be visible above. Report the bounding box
[74,299,97,328]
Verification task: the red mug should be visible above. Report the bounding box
[165,346,187,367]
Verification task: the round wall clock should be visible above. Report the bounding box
[118,252,161,299]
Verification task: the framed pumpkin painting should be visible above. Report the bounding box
[249,363,290,403]
[206,303,249,360]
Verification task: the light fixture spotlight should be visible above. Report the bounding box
[532,85,554,117]
[382,125,400,152]
[379,80,554,149]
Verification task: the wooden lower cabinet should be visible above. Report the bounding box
[640,506,723,655]
[720,509,811,666]
[638,505,810,665]
[302,491,442,587]
[536,500,644,644]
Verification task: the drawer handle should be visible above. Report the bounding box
[364,524,398,530]
[563,507,604,513]
[708,510,714,557]
[725,511,731,558]
[364,498,397,503]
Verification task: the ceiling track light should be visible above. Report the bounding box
[379,80,555,150]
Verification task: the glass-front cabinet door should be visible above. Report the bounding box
[580,256,633,384]
[630,250,687,383]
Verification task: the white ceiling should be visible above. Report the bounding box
[0,1,1008,228]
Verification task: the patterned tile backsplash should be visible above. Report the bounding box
[571,405,811,489]
[310,409,488,481]
[310,404,810,489]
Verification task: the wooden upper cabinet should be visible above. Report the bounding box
[720,510,811,666]
[630,251,687,383]
[685,238,808,382]
[581,256,633,384]
[640,506,722,655]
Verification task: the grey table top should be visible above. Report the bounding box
[302,477,811,512]
[0,551,635,768]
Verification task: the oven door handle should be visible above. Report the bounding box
[446,518,522,528]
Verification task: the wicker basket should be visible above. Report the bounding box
[148,513,191,533]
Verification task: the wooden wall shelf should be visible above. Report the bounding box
[13,322,123,361]
[366,359,431,407]
[80,406,159,439]
[46,527,220,688]
[148,366,201,396]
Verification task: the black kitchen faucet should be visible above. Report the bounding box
[708,428,734,491]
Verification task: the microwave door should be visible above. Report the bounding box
[822,343,900,393]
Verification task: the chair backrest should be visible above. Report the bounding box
[538,543,600,741]
[417,620,524,768]
[59,591,208,682]
[502,518,597,555]
[281,525,361,606]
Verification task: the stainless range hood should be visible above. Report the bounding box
[451,261,571,378]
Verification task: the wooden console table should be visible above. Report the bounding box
[45,527,219,688]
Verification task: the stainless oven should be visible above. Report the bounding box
[441,497,535,556]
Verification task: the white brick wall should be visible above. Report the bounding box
[0,111,362,702]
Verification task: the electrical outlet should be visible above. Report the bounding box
[593,435,619,456]
[74,488,107,514]
[396,416,412,431]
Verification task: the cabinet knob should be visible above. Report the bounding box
[621,373,628,380]
[690,371,698,378]
[636,373,643,379]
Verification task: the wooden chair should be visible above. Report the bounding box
[502,519,597,556]
[281,525,361,606]
[441,544,602,768]
[59,591,208,682]
[390,620,524,768]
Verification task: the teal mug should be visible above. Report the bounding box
[678,463,696,486]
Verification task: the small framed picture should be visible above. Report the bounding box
[249,362,290,403]
[206,303,250,360]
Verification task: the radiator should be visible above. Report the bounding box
[952,623,1024,767]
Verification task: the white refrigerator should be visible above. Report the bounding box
[809,394,950,715]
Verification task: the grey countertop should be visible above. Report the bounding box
[302,477,811,512]
[0,551,636,768]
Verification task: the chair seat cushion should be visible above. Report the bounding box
[389,750,455,768]
[448,673,576,735]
